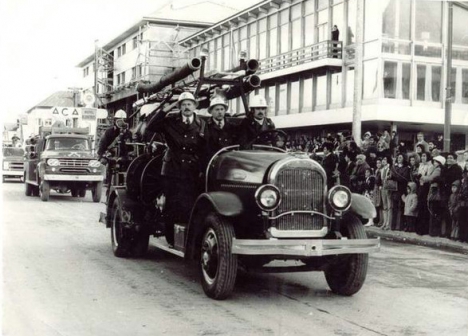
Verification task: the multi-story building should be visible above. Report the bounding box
[180,0,468,149]
[76,2,240,119]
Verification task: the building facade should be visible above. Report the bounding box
[180,0,468,149]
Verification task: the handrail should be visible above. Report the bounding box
[258,40,342,75]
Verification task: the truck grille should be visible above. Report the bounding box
[58,159,90,167]
[9,162,24,171]
[272,168,325,230]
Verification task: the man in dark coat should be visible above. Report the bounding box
[97,109,131,159]
[442,152,463,237]
[203,96,238,168]
[321,142,338,189]
[238,95,275,148]
[146,91,205,244]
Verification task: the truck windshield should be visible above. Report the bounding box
[45,138,89,151]
[2,147,25,157]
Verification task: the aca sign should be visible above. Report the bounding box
[51,107,80,117]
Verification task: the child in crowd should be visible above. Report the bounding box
[448,180,461,240]
[402,182,418,232]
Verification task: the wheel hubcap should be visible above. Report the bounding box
[201,228,218,285]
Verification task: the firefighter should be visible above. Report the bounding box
[146,92,205,245]
[97,109,131,159]
[203,96,238,167]
[238,95,275,148]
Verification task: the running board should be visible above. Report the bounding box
[152,237,185,258]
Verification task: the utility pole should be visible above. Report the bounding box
[352,0,364,146]
[444,2,453,152]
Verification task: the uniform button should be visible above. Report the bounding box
[183,147,185,150]
[184,135,187,138]
[182,159,185,162]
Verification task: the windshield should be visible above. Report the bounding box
[3,147,25,157]
[45,138,89,151]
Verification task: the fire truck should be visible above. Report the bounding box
[24,127,104,202]
[99,56,380,300]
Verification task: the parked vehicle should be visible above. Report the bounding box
[24,127,104,202]
[2,146,25,182]
[99,56,380,300]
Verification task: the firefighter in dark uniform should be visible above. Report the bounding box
[146,92,205,245]
[321,141,339,189]
[203,96,238,167]
[97,109,130,159]
[238,95,275,148]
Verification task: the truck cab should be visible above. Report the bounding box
[2,146,25,182]
[24,127,105,202]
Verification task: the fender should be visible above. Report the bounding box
[349,193,376,219]
[105,187,143,228]
[185,192,244,260]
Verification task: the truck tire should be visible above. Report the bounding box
[78,189,86,197]
[40,181,50,202]
[71,188,78,197]
[110,198,149,258]
[92,182,102,203]
[324,214,368,296]
[25,182,33,196]
[200,213,238,300]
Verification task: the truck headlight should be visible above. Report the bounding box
[328,185,351,212]
[255,185,281,211]
[47,159,60,166]
[3,162,9,170]
[89,160,101,168]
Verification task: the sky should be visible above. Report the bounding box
[0,0,260,126]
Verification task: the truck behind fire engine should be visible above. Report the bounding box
[24,127,104,202]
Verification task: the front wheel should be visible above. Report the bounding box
[78,189,86,197]
[40,180,50,202]
[200,213,238,300]
[25,182,33,196]
[324,214,369,296]
[111,199,149,258]
[92,182,102,203]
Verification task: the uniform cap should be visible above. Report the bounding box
[178,92,198,107]
[114,109,127,118]
[208,96,228,113]
[249,95,268,108]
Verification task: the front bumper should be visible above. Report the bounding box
[44,174,104,181]
[232,237,380,257]
[2,170,23,177]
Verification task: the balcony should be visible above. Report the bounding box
[258,40,343,80]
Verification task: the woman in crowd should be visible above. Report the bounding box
[421,155,446,237]
[415,151,434,235]
[380,156,393,230]
[408,154,421,184]
[373,158,384,226]
[389,153,410,231]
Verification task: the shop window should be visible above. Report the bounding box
[303,77,313,112]
[431,66,441,102]
[401,63,410,99]
[363,60,378,99]
[278,83,288,115]
[462,69,468,104]
[316,74,327,106]
[290,81,300,114]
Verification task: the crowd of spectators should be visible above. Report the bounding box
[287,130,468,243]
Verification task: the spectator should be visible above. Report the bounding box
[458,150,468,171]
[415,144,425,156]
[424,155,446,237]
[363,167,376,227]
[442,152,463,238]
[415,152,434,235]
[414,132,430,153]
[458,168,468,243]
[434,134,444,150]
[373,158,384,226]
[390,131,399,157]
[331,25,340,58]
[321,142,339,189]
[389,153,410,231]
[408,154,421,184]
[402,182,418,232]
[350,154,370,194]
[448,180,461,241]
[365,146,378,172]
[339,151,356,189]
[428,141,436,152]
[380,130,391,148]
[380,156,393,230]
[376,140,391,159]
[361,131,372,152]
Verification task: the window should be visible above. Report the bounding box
[416,64,441,102]
[316,74,327,106]
[131,67,137,80]
[302,77,313,112]
[363,60,378,99]
[267,85,276,115]
[347,0,356,45]
[133,36,138,49]
[453,6,468,61]
[269,14,278,57]
[304,14,315,46]
[331,72,342,104]
[416,64,426,101]
[278,83,288,115]
[83,66,89,77]
[462,69,468,104]
[383,61,397,99]
[290,80,300,114]
[432,66,441,102]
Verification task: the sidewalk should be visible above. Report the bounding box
[365,226,468,255]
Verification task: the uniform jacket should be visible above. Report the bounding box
[321,152,338,188]
[147,110,205,180]
[238,116,275,149]
[97,126,132,158]
[204,117,238,163]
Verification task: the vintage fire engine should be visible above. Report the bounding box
[99,56,380,300]
[24,127,104,202]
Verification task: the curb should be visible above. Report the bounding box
[365,227,468,255]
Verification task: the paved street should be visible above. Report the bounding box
[2,180,468,336]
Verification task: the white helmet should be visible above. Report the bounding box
[114,109,127,119]
[249,95,268,108]
[433,155,446,166]
[208,96,228,113]
[178,92,198,107]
